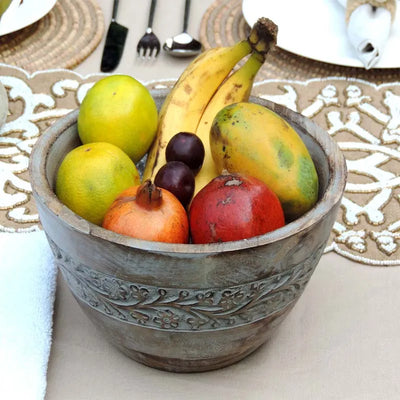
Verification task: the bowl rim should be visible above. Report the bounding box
[29,89,347,255]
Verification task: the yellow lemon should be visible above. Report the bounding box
[77,75,158,162]
[55,142,140,225]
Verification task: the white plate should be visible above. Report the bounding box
[0,0,57,36]
[242,0,400,69]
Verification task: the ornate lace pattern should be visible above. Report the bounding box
[1,65,399,265]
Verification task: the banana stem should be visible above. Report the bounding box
[247,17,278,56]
[242,51,265,74]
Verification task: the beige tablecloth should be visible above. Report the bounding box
[1,0,400,399]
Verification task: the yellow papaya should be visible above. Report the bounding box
[210,102,318,221]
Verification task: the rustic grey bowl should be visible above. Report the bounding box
[29,89,346,373]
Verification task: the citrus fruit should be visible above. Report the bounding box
[77,75,158,162]
[55,142,140,226]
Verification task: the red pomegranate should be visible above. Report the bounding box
[189,173,285,244]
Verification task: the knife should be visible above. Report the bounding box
[100,0,128,72]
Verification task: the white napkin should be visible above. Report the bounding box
[0,231,57,400]
[337,0,396,69]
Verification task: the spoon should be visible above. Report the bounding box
[163,0,203,57]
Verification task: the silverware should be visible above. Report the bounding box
[163,0,203,57]
[137,0,160,58]
[100,0,128,72]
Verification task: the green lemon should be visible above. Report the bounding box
[55,142,141,225]
[77,75,158,162]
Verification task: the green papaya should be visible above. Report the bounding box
[210,102,318,221]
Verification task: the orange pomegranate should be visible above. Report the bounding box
[102,180,189,244]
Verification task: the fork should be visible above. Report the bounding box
[137,0,160,58]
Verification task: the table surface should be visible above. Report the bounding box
[14,0,399,398]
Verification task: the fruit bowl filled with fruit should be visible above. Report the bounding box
[29,18,346,373]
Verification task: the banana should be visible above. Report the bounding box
[143,17,278,192]
[142,40,252,181]
[193,51,265,195]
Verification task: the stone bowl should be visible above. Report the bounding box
[29,89,346,373]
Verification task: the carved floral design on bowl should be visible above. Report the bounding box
[48,238,325,331]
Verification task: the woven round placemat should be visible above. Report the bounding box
[199,0,400,83]
[0,0,104,72]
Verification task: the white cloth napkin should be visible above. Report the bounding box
[0,231,57,400]
[337,0,395,69]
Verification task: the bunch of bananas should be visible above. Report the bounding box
[143,18,278,195]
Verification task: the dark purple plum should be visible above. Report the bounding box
[154,161,195,208]
[166,132,205,174]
